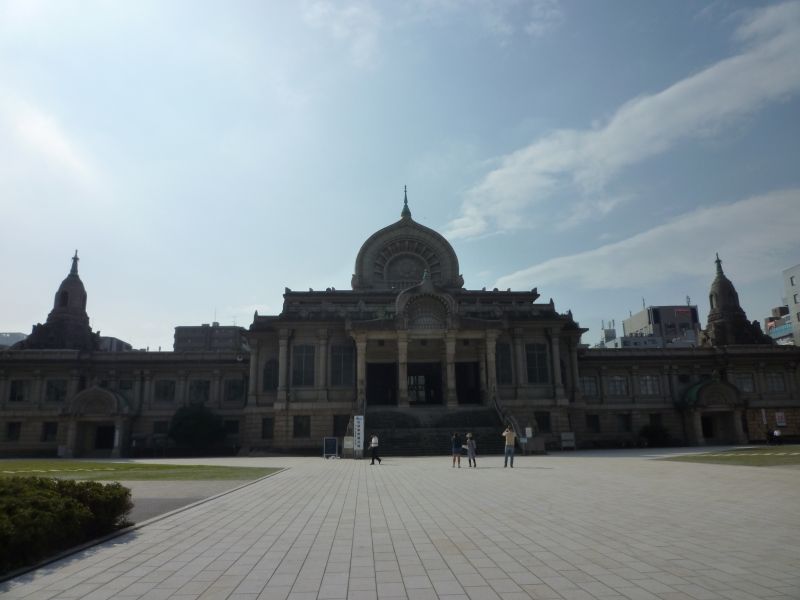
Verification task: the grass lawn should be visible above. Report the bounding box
[0,460,281,481]
[662,444,800,467]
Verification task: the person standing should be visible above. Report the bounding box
[466,433,477,468]
[370,433,381,464]
[773,428,782,446]
[451,432,462,468]
[502,425,516,468]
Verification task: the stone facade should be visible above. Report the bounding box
[1,199,799,457]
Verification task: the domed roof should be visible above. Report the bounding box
[50,250,88,318]
[351,189,463,292]
[708,254,744,319]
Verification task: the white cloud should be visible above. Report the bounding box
[495,188,800,291]
[302,1,382,68]
[446,1,800,239]
[524,0,564,38]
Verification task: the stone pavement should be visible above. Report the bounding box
[124,480,253,524]
[2,450,799,600]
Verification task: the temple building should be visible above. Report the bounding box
[1,195,799,457]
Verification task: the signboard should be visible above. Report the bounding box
[525,427,533,438]
[775,411,787,427]
[353,415,364,452]
[323,437,338,458]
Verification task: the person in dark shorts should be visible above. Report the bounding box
[370,433,381,464]
[451,432,462,468]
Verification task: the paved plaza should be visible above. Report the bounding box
[2,450,799,600]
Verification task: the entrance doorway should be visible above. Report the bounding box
[95,425,115,450]
[407,363,442,405]
[456,362,481,404]
[367,363,397,406]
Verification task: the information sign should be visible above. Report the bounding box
[353,415,364,453]
[323,437,338,458]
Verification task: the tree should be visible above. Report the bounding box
[168,405,226,449]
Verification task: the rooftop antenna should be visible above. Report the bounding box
[686,295,691,306]
[642,297,646,309]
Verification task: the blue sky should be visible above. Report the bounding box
[2,0,799,350]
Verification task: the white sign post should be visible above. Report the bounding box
[353,415,364,459]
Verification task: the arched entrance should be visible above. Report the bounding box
[64,387,132,458]
[681,380,747,445]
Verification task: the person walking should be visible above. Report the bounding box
[773,428,782,446]
[502,425,516,468]
[451,432,462,467]
[466,433,477,468]
[370,433,381,464]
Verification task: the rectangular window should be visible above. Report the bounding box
[795,293,799,304]
[224,379,245,402]
[586,414,600,433]
[153,421,169,435]
[735,374,755,393]
[766,372,785,393]
[261,417,274,440]
[579,376,598,396]
[333,414,350,437]
[262,359,279,391]
[293,415,311,438]
[533,411,551,434]
[495,343,513,385]
[292,345,315,387]
[41,422,58,443]
[6,422,22,441]
[330,345,355,386]
[154,380,176,402]
[606,375,628,396]
[45,379,68,403]
[119,379,135,400]
[525,343,550,384]
[9,380,27,402]
[638,375,660,396]
[188,379,210,404]
[224,420,240,435]
[617,413,632,433]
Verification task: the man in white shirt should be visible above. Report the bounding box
[370,433,381,464]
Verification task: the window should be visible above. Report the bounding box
[330,345,355,386]
[9,380,27,402]
[333,414,350,437]
[6,422,21,441]
[224,420,240,435]
[495,343,513,385]
[188,379,210,404]
[534,411,551,434]
[525,343,549,384]
[261,417,274,440]
[795,293,799,304]
[678,374,691,384]
[224,379,245,402]
[292,345,315,387]
[41,422,58,443]
[649,413,662,428]
[293,415,311,438]
[45,379,68,403]
[735,374,755,393]
[586,414,600,433]
[766,372,785,393]
[617,413,632,433]
[119,379,135,400]
[153,421,169,435]
[262,359,279,391]
[154,380,176,403]
[638,375,659,396]
[606,375,628,396]
[579,376,598,396]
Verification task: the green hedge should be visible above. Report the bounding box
[0,477,133,575]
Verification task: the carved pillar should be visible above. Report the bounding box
[514,329,526,398]
[317,328,329,402]
[355,335,367,413]
[550,329,565,403]
[397,333,409,407]
[277,329,289,404]
[486,331,498,405]
[445,334,457,407]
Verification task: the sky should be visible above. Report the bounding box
[1,0,799,350]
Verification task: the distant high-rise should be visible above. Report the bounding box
[784,264,800,345]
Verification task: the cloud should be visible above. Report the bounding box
[523,0,564,37]
[302,1,382,68]
[445,1,800,239]
[495,188,800,291]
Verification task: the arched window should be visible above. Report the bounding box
[262,359,279,392]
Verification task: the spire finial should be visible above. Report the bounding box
[70,250,79,275]
[715,252,723,275]
[401,185,411,218]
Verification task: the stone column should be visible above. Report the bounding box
[486,331,498,405]
[691,411,704,446]
[317,329,329,402]
[478,342,487,405]
[630,365,639,403]
[248,338,259,396]
[277,329,289,404]
[550,329,566,403]
[33,369,43,408]
[397,333,409,407]
[355,334,367,413]
[212,370,222,407]
[0,370,6,409]
[445,334,457,407]
[177,371,188,405]
[111,416,124,458]
[514,329,526,398]
[64,420,78,458]
[570,342,580,403]
[733,409,747,443]
[598,366,607,404]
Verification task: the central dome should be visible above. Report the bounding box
[351,192,463,291]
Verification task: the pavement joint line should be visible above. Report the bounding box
[0,467,287,585]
